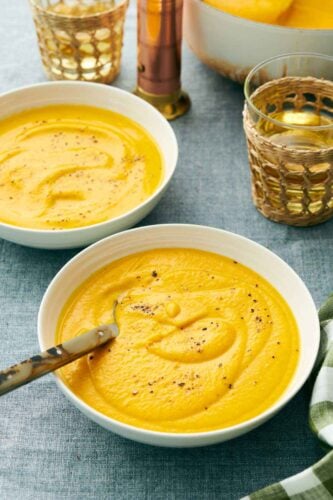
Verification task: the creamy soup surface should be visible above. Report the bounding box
[203,0,333,29]
[57,248,300,433]
[0,105,163,229]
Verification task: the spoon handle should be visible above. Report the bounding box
[0,324,118,396]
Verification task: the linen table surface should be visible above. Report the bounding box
[0,1,332,499]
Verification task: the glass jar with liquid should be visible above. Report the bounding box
[243,53,333,226]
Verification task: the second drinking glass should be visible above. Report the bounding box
[243,53,333,226]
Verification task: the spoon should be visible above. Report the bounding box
[0,320,119,397]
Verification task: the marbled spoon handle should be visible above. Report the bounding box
[0,323,119,396]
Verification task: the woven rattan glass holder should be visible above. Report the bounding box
[30,0,128,83]
[243,55,333,227]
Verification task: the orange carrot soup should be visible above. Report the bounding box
[56,248,299,433]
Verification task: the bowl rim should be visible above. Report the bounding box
[0,81,178,235]
[193,0,333,34]
[38,223,320,441]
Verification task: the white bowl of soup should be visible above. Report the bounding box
[38,224,319,447]
[184,0,333,83]
[0,82,177,249]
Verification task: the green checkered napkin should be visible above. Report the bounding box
[243,294,333,500]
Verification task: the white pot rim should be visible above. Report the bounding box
[195,0,333,34]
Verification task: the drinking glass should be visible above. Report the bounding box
[243,53,333,226]
[30,0,128,83]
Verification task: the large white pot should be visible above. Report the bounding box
[184,0,333,83]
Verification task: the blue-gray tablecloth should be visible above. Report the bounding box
[0,2,331,499]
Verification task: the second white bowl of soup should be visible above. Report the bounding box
[0,82,177,249]
[38,224,319,447]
